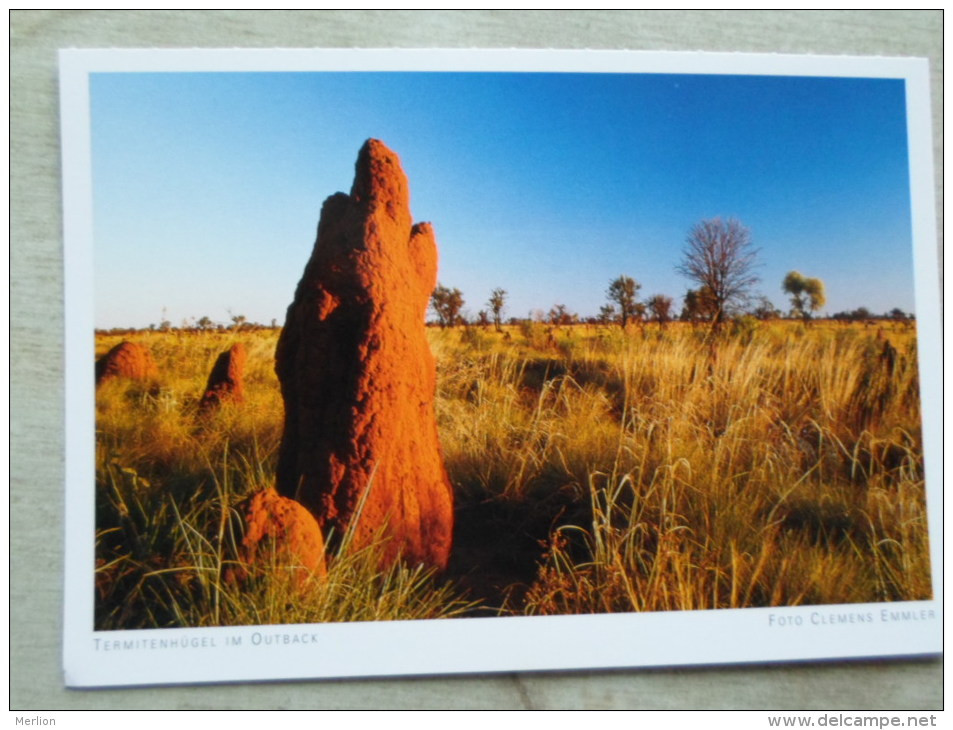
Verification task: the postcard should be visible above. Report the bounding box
[60,48,941,688]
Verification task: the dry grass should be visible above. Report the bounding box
[94,319,931,628]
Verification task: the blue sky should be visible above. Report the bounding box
[90,71,915,329]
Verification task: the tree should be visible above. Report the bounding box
[633,301,647,324]
[548,303,573,326]
[751,296,781,321]
[647,294,673,328]
[430,284,464,327]
[676,217,760,329]
[783,271,826,321]
[782,272,807,317]
[197,316,213,330]
[832,306,872,323]
[607,275,641,329]
[681,286,718,323]
[598,304,617,326]
[488,288,507,332]
[852,306,872,322]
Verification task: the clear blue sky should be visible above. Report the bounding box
[90,71,915,329]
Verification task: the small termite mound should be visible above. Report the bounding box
[227,488,327,587]
[199,342,247,413]
[95,341,159,387]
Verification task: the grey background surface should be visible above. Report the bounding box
[11,10,942,710]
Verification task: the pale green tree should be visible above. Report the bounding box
[783,271,826,321]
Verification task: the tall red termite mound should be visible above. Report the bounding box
[275,138,453,570]
[95,341,159,387]
[199,342,247,412]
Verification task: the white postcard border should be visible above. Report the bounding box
[60,47,942,689]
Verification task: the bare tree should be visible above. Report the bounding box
[676,218,760,329]
[607,275,641,329]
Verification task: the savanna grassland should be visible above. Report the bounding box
[94,319,931,629]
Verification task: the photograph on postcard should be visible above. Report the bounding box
[61,49,941,686]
